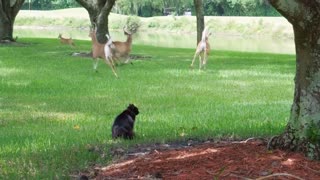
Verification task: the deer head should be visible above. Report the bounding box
[123,26,132,36]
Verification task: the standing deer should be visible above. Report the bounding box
[89,27,118,77]
[89,25,134,78]
[58,34,75,47]
[107,26,133,65]
[190,27,211,70]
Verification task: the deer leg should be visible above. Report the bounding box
[93,58,99,72]
[105,58,118,78]
[199,53,204,70]
[124,56,131,64]
[125,58,133,65]
[108,56,115,67]
[190,51,199,69]
[109,57,118,75]
[202,51,207,70]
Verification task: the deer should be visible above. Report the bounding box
[190,27,211,70]
[89,26,118,77]
[58,34,75,47]
[107,26,133,65]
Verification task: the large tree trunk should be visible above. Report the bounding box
[0,0,25,42]
[267,0,320,160]
[75,0,116,44]
[0,16,13,41]
[193,0,204,44]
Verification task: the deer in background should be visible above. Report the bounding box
[58,34,75,47]
[190,27,211,70]
[89,26,118,77]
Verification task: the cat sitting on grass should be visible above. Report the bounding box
[112,104,139,139]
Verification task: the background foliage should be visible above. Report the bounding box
[21,0,280,17]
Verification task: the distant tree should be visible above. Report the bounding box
[116,0,162,17]
[53,0,80,9]
[115,0,193,16]
[0,0,25,42]
[267,0,320,160]
[32,0,52,10]
[75,0,116,44]
[194,0,204,44]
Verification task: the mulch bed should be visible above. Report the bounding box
[80,139,320,179]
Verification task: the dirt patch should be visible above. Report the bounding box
[72,52,151,60]
[0,40,31,47]
[82,139,320,179]
[72,52,92,58]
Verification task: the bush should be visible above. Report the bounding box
[148,21,160,28]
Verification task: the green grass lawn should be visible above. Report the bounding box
[0,38,295,178]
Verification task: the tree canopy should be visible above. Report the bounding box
[21,0,280,17]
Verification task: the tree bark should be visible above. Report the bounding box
[193,0,204,44]
[267,0,320,160]
[75,0,116,44]
[0,0,25,41]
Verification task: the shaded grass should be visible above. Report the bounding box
[0,38,295,178]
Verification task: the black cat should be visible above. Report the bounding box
[112,104,139,139]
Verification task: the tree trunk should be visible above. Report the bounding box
[193,0,204,44]
[0,16,13,41]
[267,0,320,160]
[75,0,116,44]
[0,0,25,42]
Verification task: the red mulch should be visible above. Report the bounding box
[91,139,320,179]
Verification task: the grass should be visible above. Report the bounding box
[0,38,295,178]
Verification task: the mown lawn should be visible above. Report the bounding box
[0,38,295,178]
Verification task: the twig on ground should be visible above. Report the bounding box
[230,173,252,180]
[230,173,305,180]
[299,164,320,174]
[256,173,305,180]
[231,137,264,144]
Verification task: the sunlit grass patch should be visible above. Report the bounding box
[217,69,292,78]
[0,68,24,77]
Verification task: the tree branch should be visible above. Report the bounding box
[75,0,94,10]
[268,0,301,23]
[11,0,25,19]
[99,0,115,21]
[268,0,320,28]
[0,1,9,23]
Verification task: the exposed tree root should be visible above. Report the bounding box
[0,36,18,44]
[267,135,278,150]
[267,129,320,160]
